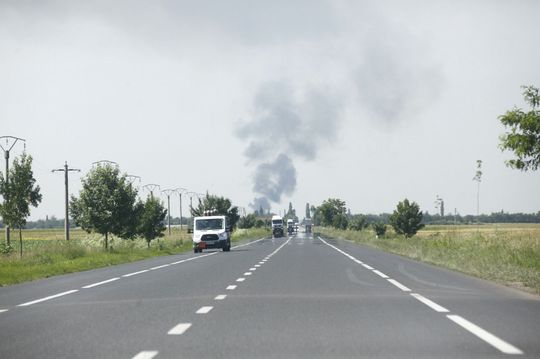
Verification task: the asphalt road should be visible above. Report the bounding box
[0,232,538,358]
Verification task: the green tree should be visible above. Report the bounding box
[70,164,139,249]
[389,199,425,238]
[349,215,368,231]
[137,196,166,248]
[317,198,347,229]
[191,193,240,229]
[305,202,311,219]
[238,213,257,229]
[499,85,540,171]
[0,153,42,255]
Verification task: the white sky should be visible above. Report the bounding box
[1,0,539,220]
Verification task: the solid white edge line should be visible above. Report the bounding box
[150,264,170,270]
[82,277,120,289]
[447,315,523,355]
[196,306,213,314]
[236,278,245,282]
[18,289,79,307]
[122,269,149,277]
[167,323,192,335]
[0,309,8,313]
[387,279,411,292]
[132,350,159,359]
[362,264,374,270]
[226,285,237,290]
[215,294,227,300]
[410,293,449,313]
[372,270,389,279]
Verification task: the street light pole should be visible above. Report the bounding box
[0,136,25,246]
[52,162,80,241]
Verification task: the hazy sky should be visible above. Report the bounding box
[1,0,539,220]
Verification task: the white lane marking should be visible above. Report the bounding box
[255,264,261,267]
[249,267,257,271]
[0,309,8,313]
[122,269,149,278]
[354,259,363,264]
[215,294,227,300]
[231,237,266,249]
[167,323,192,335]
[447,315,523,355]
[196,306,213,314]
[244,272,252,276]
[150,264,170,270]
[170,260,186,265]
[372,270,389,279]
[236,278,245,282]
[362,264,374,270]
[82,277,120,289]
[387,279,411,292]
[226,285,237,290]
[132,350,159,359]
[18,290,79,307]
[410,293,449,313]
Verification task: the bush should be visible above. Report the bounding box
[349,215,368,231]
[389,199,424,238]
[372,222,387,236]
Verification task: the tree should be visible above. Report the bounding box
[191,193,240,229]
[389,199,424,238]
[238,213,257,229]
[317,198,347,229]
[349,215,368,231]
[70,164,139,249]
[0,153,42,256]
[499,85,540,171]
[372,222,387,237]
[305,202,311,219]
[137,196,166,248]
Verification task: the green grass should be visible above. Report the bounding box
[0,227,270,286]
[317,224,540,295]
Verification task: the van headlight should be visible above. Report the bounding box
[219,232,228,239]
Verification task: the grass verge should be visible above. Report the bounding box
[317,224,540,295]
[0,227,270,286]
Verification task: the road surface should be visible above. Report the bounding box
[0,232,538,358]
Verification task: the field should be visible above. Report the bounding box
[318,223,540,295]
[0,227,270,286]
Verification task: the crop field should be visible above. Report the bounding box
[0,227,270,286]
[319,223,540,295]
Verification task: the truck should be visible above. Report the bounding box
[271,215,284,238]
[304,218,312,234]
[287,219,294,235]
[192,215,231,253]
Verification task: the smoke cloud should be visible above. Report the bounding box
[236,81,342,211]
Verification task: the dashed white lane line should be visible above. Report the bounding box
[215,294,227,300]
[387,279,411,292]
[150,264,170,270]
[18,290,79,307]
[226,285,237,290]
[410,293,449,313]
[255,264,261,267]
[82,277,120,289]
[249,267,257,271]
[168,323,192,335]
[372,270,389,279]
[244,272,252,276]
[132,350,159,359]
[196,306,213,314]
[447,315,523,355]
[0,309,8,313]
[122,269,149,277]
[236,278,246,282]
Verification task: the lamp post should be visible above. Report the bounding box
[0,136,25,246]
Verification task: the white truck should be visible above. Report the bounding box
[192,215,231,253]
[271,215,284,238]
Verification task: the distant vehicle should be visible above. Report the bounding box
[192,215,231,253]
[287,219,294,235]
[305,218,312,234]
[272,215,284,238]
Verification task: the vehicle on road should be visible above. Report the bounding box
[287,219,294,235]
[272,215,284,238]
[304,218,312,233]
[192,215,231,253]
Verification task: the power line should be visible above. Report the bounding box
[52,162,81,241]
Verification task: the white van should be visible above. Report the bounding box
[192,215,231,253]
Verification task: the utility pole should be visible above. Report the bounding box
[143,184,160,198]
[0,136,26,246]
[473,160,483,218]
[52,162,80,241]
[161,189,175,235]
[174,188,187,230]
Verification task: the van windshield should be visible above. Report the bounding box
[272,220,283,225]
[196,218,224,230]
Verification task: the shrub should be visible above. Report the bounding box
[372,222,387,236]
[389,199,424,238]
